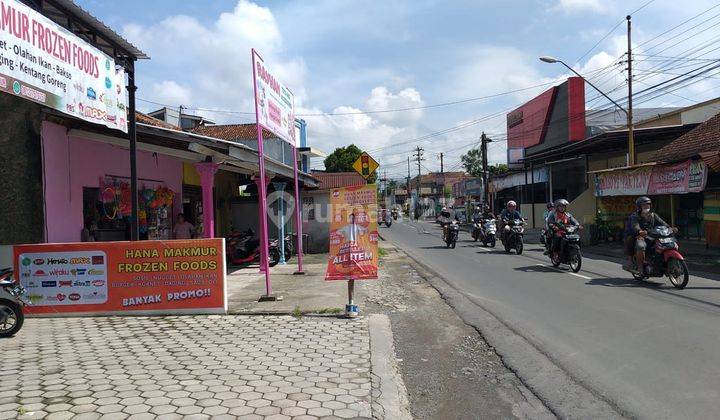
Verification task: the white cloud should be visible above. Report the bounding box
[365,86,424,126]
[150,81,192,107]
[553,0,606,14]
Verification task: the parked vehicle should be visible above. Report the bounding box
[631,226,689,289]
[479,218,497,248]
[279,234,294,263]
[445,220,460,248]
[0,268,29,338]
[501,219,525,254]
[226,228,281,267]
[549,223,583,273]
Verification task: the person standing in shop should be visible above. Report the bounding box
[173,213,196,239]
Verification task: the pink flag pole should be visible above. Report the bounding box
[292,145,305,275]
[251,48,274,300]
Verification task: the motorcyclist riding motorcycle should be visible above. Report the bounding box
[439,206,453,241]
[623,196,675,276]
[500,200,522,241]
[541,202,555,250]
[545,199,580,256]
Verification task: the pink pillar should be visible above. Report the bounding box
[254,176,271,272]
[194,162,219,238]
[292,146,305,274]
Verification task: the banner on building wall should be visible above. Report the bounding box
[325,185,379,281]
[252,49,296,146]
[14,238,226,316]
[491,167,548,192]
[595,167,652,197]
[0,0,128,132]
[595,160,708,197]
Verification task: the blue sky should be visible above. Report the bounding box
[76,0,720,178]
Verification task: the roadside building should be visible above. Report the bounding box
[493,75,720,243]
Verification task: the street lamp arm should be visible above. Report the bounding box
[556,60,628,117]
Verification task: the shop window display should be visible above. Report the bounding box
[82,177,176,241]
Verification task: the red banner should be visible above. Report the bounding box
[13,239,226,316]
[648,160,707,195]
[325,185,379,281]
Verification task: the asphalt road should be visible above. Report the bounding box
[382,218,720,419]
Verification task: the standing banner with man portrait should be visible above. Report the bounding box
[325,185,379,281]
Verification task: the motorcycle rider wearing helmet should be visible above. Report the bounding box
[623,196,675,275]
[545,199,580,256]
[439,206,453,241]
[499,200,523,241]
[542,202,555,252]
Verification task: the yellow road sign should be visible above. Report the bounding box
[352,152,379,179]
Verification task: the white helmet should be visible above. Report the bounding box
[507,200,517,207]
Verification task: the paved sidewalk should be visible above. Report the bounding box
[1,315,372,420]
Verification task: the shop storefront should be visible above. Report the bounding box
[43,121,183,243]
[593,159,710,242]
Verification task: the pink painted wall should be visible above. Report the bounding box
[42,121,183,243]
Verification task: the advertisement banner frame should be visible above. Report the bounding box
[251,50,296,147]
[13,238,227,317]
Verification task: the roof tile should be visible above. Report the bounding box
[654,111,720,163]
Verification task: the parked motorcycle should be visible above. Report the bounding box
[631,226,689,289]
[0,268,29,338]
[226,228,281,267]
[445,220,459,249]
[501,219,525,254]
[549,223,583,273]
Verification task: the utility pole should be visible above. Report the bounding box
[439,152,444,205]
[627,15,635,166]
[413,147,425,220]
[481,132,492,206]
[406,156,411,211]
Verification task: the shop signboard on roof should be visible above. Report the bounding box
[594,160,708,197]
[595,167,652,197]
[0,0,128,132]
[252,50,295,145]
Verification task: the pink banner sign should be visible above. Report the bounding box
[648,160,707,195]
[595,167,652,197]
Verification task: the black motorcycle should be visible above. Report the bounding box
[549,223,583,273]
[391,208,399,220]
[0,268,29,338]
[445,220,459,249]
[501,219,525,254]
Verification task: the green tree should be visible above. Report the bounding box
[323,144,377,183]
[460,149,483,178]
[461,149,510,178]
[489,163,509,176]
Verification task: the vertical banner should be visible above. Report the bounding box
[325,185,379,281]
[14,239,227,316]
[252,50,296,146]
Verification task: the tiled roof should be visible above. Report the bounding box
[311,171,366,189]
[136,112,179,130]
[192,124,274,141]
[654,111,720,163]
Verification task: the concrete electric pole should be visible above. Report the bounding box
[413,146,425,220]
[481,132,492,207]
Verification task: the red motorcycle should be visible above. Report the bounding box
[631,226,689,289]
[226,228,280,267]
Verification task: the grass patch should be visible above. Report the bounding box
[378,247,389,258]
[291,306,302,318]
[315,307,343,315]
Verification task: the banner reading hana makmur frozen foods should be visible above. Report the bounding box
[0,0,127,132]
[252,49,296,146]
[325,185,379,281]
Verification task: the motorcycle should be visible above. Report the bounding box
[471,219,482,242]
[391,208,399,221]
[479,218,497,248]
[380,209,392,227]
[501,219,525,254]
[226,228,281,267]
[444,220,459,249]
[631,226,689,289]
[0,268,29,338]
[549,223,583,273]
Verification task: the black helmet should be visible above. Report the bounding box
[635,196,652,207]
[547,202,555,210]
[555,199,569,207]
